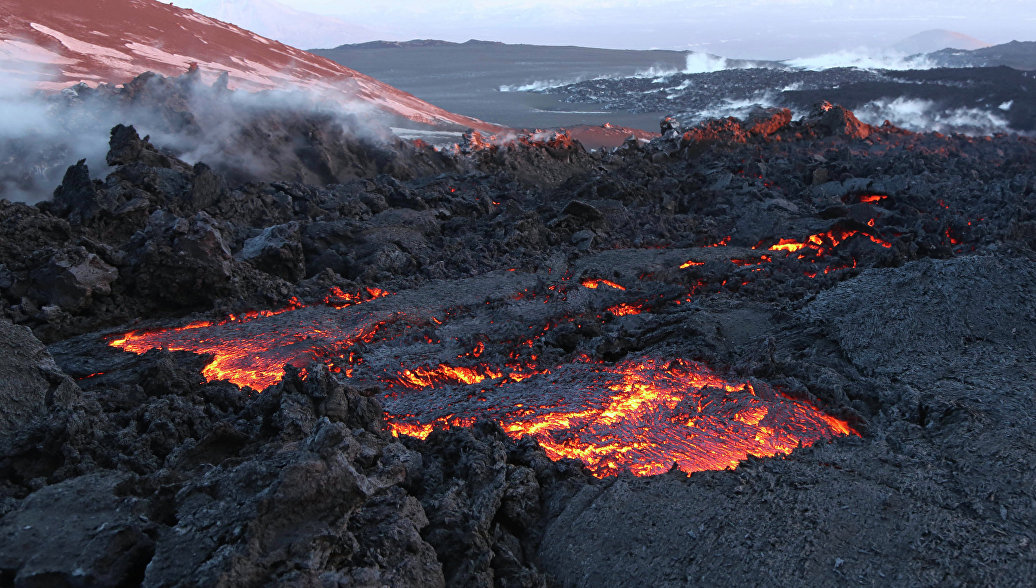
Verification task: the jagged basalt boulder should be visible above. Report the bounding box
[807,101,872,139]
[186,162,227,209]
[0,319,80,437]
[237,221,305,282]
[143,367,444,586]
[106,124,182,169]
[0,473,156,587]
[123,209,234,306]
[28,247,118,312]
[50,159,109,223]
[406,421,557,588]
[745,107,793,137]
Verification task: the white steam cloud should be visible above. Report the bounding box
[781,49,939,71]
[0,67,397,203]
[853,97,1013,136]
[683,53,738,74]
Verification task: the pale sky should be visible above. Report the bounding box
[173,0,1036,58]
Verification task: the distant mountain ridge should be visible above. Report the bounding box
[340,39,506,50]
[928,40,1036,71]
[891,29,990,55]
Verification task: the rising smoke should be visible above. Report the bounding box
[853,97,1014,135]
[0,66,399,203]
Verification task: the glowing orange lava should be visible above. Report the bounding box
[768,238,806,253]
[581,278,626,291]
[110,281,855,480]
[607,302,647,316]
[761,229,891,256]
[394,364,504,388]
[324,286,390,309]
[109,288,392,390]
[387,357,855,477]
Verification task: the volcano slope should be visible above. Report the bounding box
[0,87,1034,586]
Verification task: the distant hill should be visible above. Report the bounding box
[928,40,1036,70]
[892,29,990,55]
[340,39,506,50]
[183,0,379,49]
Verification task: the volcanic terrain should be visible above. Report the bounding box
[1,2,1035,586]
[0,66,1033,585]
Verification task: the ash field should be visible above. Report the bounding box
[1,38,1036,588]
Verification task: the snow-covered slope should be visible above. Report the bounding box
[178,0,379,50]
[0,0,499,131]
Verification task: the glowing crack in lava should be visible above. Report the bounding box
[108,278,855,478]
[384,357,854,477]
[109,289,392,390]
[758,228,891,257]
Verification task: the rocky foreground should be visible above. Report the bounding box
[1,73,1034,586]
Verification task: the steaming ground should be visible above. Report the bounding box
[316,40,1036,137]
[0,70,450,203]
[540,64,1036,136]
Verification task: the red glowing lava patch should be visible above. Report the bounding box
[109,289,392,390]
[385,357,853,477]
[108,275,856,478]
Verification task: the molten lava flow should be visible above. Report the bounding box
[387,357,855,477]
[761,229,891,257]
[581,278,626,291]
[109,288,393,390]
[110,280,855,480]
[731,255,772,266]
[324,286,390,309]
[679,260,705,269]
[607,302,647,316]
[768,238,806,253]
[858,194,887,204]
[388,358,551,390]
[394,364,504,388]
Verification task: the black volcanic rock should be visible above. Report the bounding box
[186,162,227,209]
[807,102,871,139]
[106,124,183,170]
[123,210,234,307]
[51,159,106,222]
[928,40,1036,70]
[0,473,156,587]
[544,63,1036,135]
[0,319,79,437]
[29,247,118,312]
[237,221,306,282]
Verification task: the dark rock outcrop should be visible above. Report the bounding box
[237,222,305,282]
[0,320,79,437]
[29,247,118,312]
[122,210,234,306]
